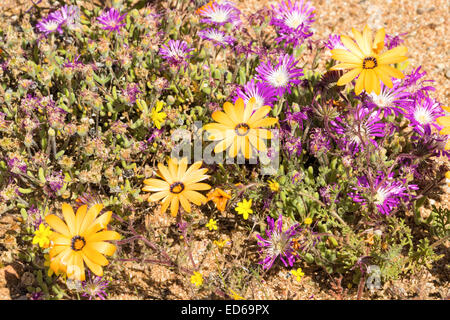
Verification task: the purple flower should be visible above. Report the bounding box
[309,128,331,156]
[198,28,235,47]
[332,106,386,154]
[404,94,444,134]
[159,40,194,68]
[81,271,109,300]
[365,79,411,117]
[63,55,83,69]
[256,215,299,270]
[270,0,315,47]
[36,17,63,36]
[97,8,127,34]
[7,157,27,174]
[199,3,241,26]
[49,5,80,31]
[384,32,407,50]
[349,172,418,215]
[234,79,278,110]
[255,53,304,97]
[402,67,436,97]
[122,83,141,106]
[324,34,345,50]
[46,171,65,194]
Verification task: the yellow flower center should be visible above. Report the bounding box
[235,123,250,136]
[71,236,86,251]
[362,57,378,69]
[170,181,185,194]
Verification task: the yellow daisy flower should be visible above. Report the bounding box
[203,97,278,159]
[45,203,121,281]
[142,157,211,217]
[330,25,408,95]
[436,106,450,150]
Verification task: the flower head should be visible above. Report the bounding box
[234,79,278,110]
[291,267,305,282]
[256,214,299,270]
[198,28,235,47]
[81,271,109,300]
[304,217,312,225]
[97,8,127,33]
[324,34,346,50]
[190,271,203,287]
[271,0,316,47]
[143,157,211,217]
[198,2,240,26]
[235,198,253,220]
[404,95,445,134]
[256,53,304,97]
[229,288,245,300]
[150,101,167,129]
[268,180,280,192]
[50,5,81,31]
[330,25,408,95]
[159,40,194,68]
[45,203,121,281]
[366,78,410,117]
[206,219,218,231]
[203,97,278,159]
[36,17,63,36]
[33,224,53,248]
[207,188,231,212]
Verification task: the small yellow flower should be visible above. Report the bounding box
[229,288,245,300]
[235,199,253,220]
[291,268,305,282]
[436,106,450,150]
[150,100,167,129]
[268,180,280,192]
[213,238,230,249]
[190,271,203,287]
[206,219,218,231]
[32,224,53,248]
[304,217,312,225]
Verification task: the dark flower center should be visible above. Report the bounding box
[71,236,86,251]
[235,123,250,136]
[362,57,378,69]
[170,182,185,194]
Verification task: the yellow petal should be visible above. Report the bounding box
[184,190,207,205]
[336,68,362,86]
[243,97,257,121]
[362,25,373,55]
[223,101,240,123]
[340,35,365,59]
[78,204,103,236]
[234,98,245,121]
[243,136,252,159]
[355,70,366,95]
[86,230,121,242]
[252,128,273,139]
[436,116,450,127]
[45,214,70,237]
[247,105,272,125]
[250,117,278,128]
[178,194,192,213]
[148,190,170,202]
[351,28,369,56]
[170,196,180,216]
[214,135,237,153]
[331,49,361,64]
[82,253,103,277]
[75,205,88,235]
[330,63,361,70]
[89,241,117,256]
[62,203,76,235]
[186,183,212,191]
[377,65,404,79]
[228,136,239,158]
[177,157,188,181]
[439,126,450,135]
[157,163,174,184]
[373,66,393,88]
[160,194,173,214]
[441,106,450,113]
[248,133,267,152]
[378,46,408,65]
[143,178,170,191]
[212,110,235,127]
[82,211,112,238]
[167,158,178,180]
[82,244,109,266]
[373,28,385,53]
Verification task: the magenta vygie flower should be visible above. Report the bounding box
[49,5,80,31]
[198,28,235,47]
[198,2,241,26]
[332,106,386,154]
[97,8,127,33]
[404,94,444,134]
[271,0,316,47]
[324,34,346,50]
[255,53,304,97]
[384,32,407,50]
[36,17,63,36]
[82,271,109,300]
[256,214,299,270]
[159,40,194,67]
[349,172,418,215]
[234,79,278,110]
[366,79,411,117]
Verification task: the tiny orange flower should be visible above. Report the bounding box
[207,188,231,212]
